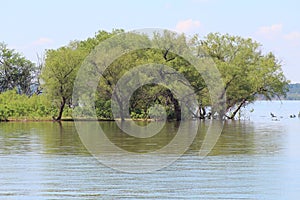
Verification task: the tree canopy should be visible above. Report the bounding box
[0,42,36,95]
[0,30,290,121]
[40,45,87,120]
[201,33,289,119]
[41,31,290,120]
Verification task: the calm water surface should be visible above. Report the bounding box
[0,101,300,199]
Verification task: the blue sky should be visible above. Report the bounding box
[1,0,300,82]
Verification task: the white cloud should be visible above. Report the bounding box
[258,24,283,34]
[175,19,201,33]
[284,31,300,41]
[33,37,53,46]
[256,24,283,39]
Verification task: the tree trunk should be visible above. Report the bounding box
[114,93,125,121]
[56,97,66,121]
[199,106,206,119]
[119,108,125,121]
[173,98,181,121]
[228,98,247,119]
[167,90,181,121]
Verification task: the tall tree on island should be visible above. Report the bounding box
[201,33,289,119]
[41,44,86,120]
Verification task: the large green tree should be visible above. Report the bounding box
[0,42,36,95]
[117,32,289,120]
[41,30,289,121]
[91,32,192,121]
[201,33,289,119]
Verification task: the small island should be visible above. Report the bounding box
[0,30,290,122]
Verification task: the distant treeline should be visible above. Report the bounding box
[286,83,300,100]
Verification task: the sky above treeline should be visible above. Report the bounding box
[1,0,299,82]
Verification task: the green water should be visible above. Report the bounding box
[0,101,300,199]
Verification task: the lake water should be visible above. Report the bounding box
[0,101,300,199]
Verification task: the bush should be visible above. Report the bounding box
[0,89,59,121]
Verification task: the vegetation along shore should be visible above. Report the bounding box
[0,30,291,122]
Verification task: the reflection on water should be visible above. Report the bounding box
[0,122,87,155]
[0,101,300,199]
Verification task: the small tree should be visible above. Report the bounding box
[41,30,117,120]
[41,45,86,120]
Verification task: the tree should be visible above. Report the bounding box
[90,32,190,121]
[41,30,117,120]
[201,33,289,119]
[41,45,86,120]
[81,32,152,120]
[0,42,36,95]
[92,30,216,121]
[41,30,289,121]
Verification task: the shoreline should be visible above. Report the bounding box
[0,118,161,123]
[0,118,115,123]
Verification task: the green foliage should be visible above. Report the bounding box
[131,109,147,120]
[201,33,289,119]
[1,30,289,121]
[0,89,61,121]
[87,31,288,120]
[0,43,37,95]
[95,99,113,119]
[41,45,87,120]
[41,30,118,120]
